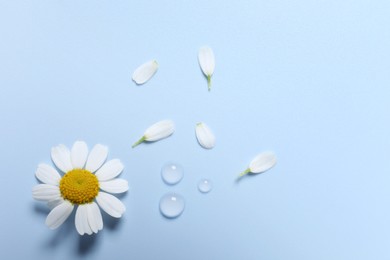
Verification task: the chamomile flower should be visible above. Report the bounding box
[32,141,129,235]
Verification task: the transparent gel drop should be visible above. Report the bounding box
[161,162,183,185]
[159,192,185,218]
[198,179,212,193]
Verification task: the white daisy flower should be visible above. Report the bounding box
[32,141,129,235]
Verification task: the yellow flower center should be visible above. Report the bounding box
[59,169,99,205]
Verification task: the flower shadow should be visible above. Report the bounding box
[47,210,75,248]
[32,202,72,248]
[33,203,50,215]
[33,192,127,256]
[33,202,98,257]
[102,212,123,230]
[78,233,100,256]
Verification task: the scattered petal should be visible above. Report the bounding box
[198,46,215,91]
[195,122,216,149]
[100,179,129,194]
[51,144,73,173]
[249,152,277,173]
[239,152,277,177]
[95,159,124,181]
[132,60,159,85]
[96,192,126,218]
[132,120,175,148]
[85,144,108,172]
[35,164,61,185]
[71,141,89,169]
[45,200,74,230]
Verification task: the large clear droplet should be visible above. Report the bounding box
[161,162,184,185]
[159,192,185,218]
[198,179,212,193]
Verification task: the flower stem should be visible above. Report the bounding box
[238,168,250,177]
[132,136,146,148]
[207,75,212,91]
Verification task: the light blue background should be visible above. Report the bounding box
[0,0,389,259]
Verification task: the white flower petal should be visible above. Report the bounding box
[45,200,74,230]
[100,179,129,194]
[35,163,61,185]
[144,120,175,141]
[87,202,103,233]
[198,46,215,90]
[195,122,216,149]
[133,120,175,148]
[32,184,61,201]
[51,144,73,173]
[249,152,277,174]
[75,206,85,235]
[71,141,89,169]
[47,198,64,210]
[75,205,92,235]
[198,46,215,75]
[85,144,108,172]
[144,120,175,142]
[95,159,124,181]
[96,192,125,218]
[132,60,158,85]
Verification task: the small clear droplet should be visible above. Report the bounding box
[198,179,212,193]
[161,162,184,185]
[159,192,185,218]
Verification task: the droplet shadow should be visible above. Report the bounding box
[159,213,184,222]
